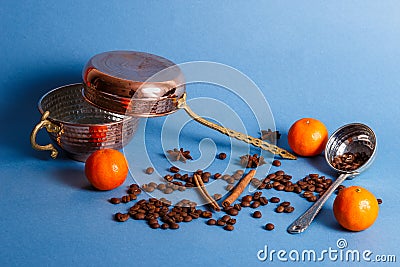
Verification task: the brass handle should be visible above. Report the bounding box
[30,111,61,159]
[177,94,296,160]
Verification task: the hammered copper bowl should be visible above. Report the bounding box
[30,83,139,162]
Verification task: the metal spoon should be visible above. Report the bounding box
[287,123,377,234]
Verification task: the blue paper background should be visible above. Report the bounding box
[1,1,399,266]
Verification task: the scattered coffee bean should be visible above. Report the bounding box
[280,201,290,207]
[115,212,129,222]
[227,218,237,225]
[164,175,173,182]
[253,211,262,218]
[214,173,222,179]
[109,197,121,204]
[217,219,226,226]
[161,223,169,229]
[145,167,154,174]
[207,219,217,225]
[265,223,275,231]
[224,224,234,231]
[233,203,242,211]
[149,222,160,229]
[270,197,280,203]
[183,216,193,222]
[227,208,239,216]
[259,197,268,206]
[213,193,222,201]
[284,206,295,213]
[276,206,285,213]
[241,201,251,207]
[242,195,253,202]
[164,188,174,194]
[226,184,234,191]
[221,215,231,222]
[169,222,180,229]
[377,198,382,205]
[251,201,261,209]
[218,153,227,160]
[272,160,281,167]
[169,166,180,173]
[201,211,213,218]
[121,195,131,203]
[307,195,317,202]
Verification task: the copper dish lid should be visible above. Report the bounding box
[82,51,185,117]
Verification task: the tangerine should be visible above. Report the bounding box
[333,186,379,231]
[85,149,129,191]
[288,118,328,157]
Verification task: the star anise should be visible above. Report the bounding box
[240,154,267,168]
[167,148,193,163]
[261,129,281,143]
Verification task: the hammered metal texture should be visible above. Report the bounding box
[38,84,139,162]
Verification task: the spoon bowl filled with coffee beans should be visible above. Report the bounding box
[287,123,377,234]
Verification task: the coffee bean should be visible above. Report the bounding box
[157,183,167,191]
[169,222,180,229]
[201,211,213,218]
[226,184,234,191]
[241,201,251,207]
[217,219,226,226]
[227,177,235,184]
[218,153,227,160]
[145,167,154,174]
[272,160,281,167]
[293,186,302,194]
[265,223,275,230]
[270,197,280,203]
[259,197,268,206]
[169,166,180,173]
[134,213,146,220]
[253,211,262,218]
[242,195,253,202]
[109,197,121,204]
[121,195,131,203]
[284,206,295,213]
[307,195,317,202]
[275,170,285,176]
[227,218,236,225]
[276,184,285,191]
[214,173,222,179]
[206,219,217,225]
[161,223,169,229]
[276,206,284,213]
[164,188,173,194]
[129,194,137,200]
[164,174,173,182]
[227,208,239,216]
[221,215,231,222]
[233,203,242,211]
[251,201,260,209]
[377,198,383,204]
[280,201,291,207]
[183,216,193,222]
[149,222,160,229]
[115,213,129,222]
[224,225,234,231]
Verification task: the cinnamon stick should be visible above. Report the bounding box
[193,173,221,211]
[222,169,256,208]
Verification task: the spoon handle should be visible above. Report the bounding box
[287,173,351,234]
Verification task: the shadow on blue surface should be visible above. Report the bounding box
[0,65,81,160]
